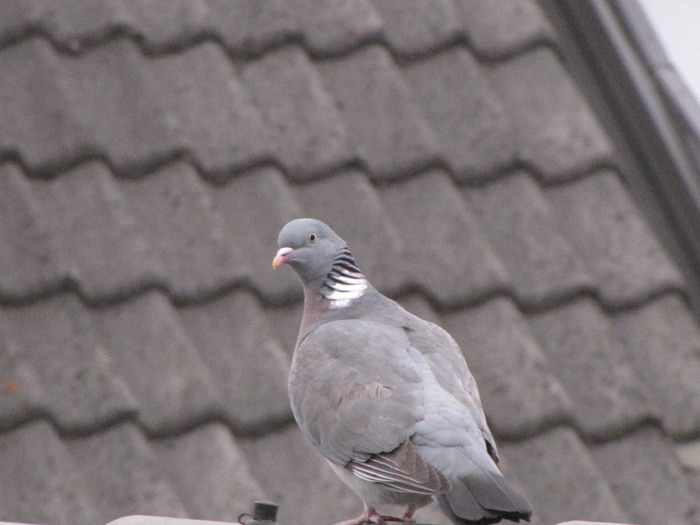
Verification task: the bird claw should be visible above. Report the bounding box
[375,515,411,523]
[332,507,415,525]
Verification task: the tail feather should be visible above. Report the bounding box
[437,469,532,524]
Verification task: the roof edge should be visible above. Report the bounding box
[540,0,700,315]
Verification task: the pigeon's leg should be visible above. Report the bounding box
[334,505,382,525]
[373,505,418,523]
[401,505,417,522]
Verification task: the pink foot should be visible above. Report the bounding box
[334,506,382,525]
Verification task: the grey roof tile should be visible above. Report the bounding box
[501,427,630,525]
[403,48,515,179]
[464,172,596,307]
[590,426,700,525]
[145,42,270,175]
[0,165,61,300]
[66,422,187,523]
[107,0,208,52]
[91,291,220,434]
[377,170,511,304]
[441,298,573,439]
[0,316,47,429]
[266,301,304,356]
[547,170,686,306]
[178,291,292,433]
[318,46,440,179]
[152,423,264,521]
[0,420,97,525]
[60,39,185,169]
[0,1,38,43]
[3,0,125,49]
[0,38,93,168]
[372,0,462,56]
[529,298,657,439]
[2,294,138,433]
[203,0,299,56]
[455,0,555,58]
[289,0,383,56]
[118,163,244,300]
[675,439,700,472]
[294,171,404,294]
[29,163,165,301]
[487,48,614,179]
[4,38,268,174]
[612,294,700,438]
[208,166,301,302]
[241,46,353,178]
[239,424,360,525]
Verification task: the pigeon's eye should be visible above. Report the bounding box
[308,233,317,243]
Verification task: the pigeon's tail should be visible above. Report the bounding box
[435,468,532,524]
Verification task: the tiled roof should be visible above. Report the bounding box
[1,2,699,525]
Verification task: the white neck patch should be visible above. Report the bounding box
[322,276,368,309]
[320,248,368,309]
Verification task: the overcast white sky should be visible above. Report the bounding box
[638,0,700,104]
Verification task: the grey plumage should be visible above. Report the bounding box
[274,218,532,525]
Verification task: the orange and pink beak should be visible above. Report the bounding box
[272,246,294,269]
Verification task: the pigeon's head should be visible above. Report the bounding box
[273,218,349,284]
